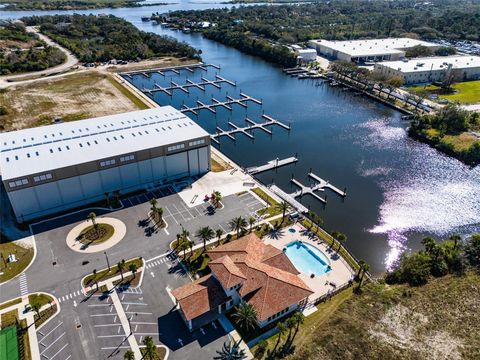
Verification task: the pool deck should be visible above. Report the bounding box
[263,223,355,303]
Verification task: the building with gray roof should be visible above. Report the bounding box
[0,106,211,223]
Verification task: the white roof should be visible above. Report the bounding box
[0,106,209,180]
[311,38,438,57]
[297,49,317,54]
[377,55,480,73]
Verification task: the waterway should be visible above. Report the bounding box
[2,3,479,273]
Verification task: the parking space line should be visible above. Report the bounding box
[93,324,120,327]
[131,322,157,325]
[98,334,125,338]
[178,201,195,219]
[122,302,148,306]
[90,314,116,317]
[65,355,71,360]
[171,203,188,221]
[40,332,65,354]
[101,346,130,350]
[39,321,63,340]
[126,311,152,315]
[49,343,68,360]
[164,206,178,224]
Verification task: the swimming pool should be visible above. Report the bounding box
[284,241,331,276]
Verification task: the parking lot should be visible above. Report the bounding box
[37,319,71,360]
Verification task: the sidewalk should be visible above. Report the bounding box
[218,315,253,360]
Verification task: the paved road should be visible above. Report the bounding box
[0,26,79,88]
[0,188,262,359]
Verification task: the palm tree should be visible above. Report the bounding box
[356,260,369,291]
[290,312,305,339]
[450,234,461,250]
[333,232,347,253]
[232,303,258,331]
[123,349,135,360]
[212,190,222,208]
[30,299,41,318]
[214,339,246,360]
[129,263,138,279]
[285,316,297,344]
[92,269,99,291]
[196,226,215,251]
[248,216,256,233]
[272,322,287,355]
[215,228,224,243]
[117,259,125,281]
[87,212,98,237]
[188,239,194,257]
[276,201,289,223]
[143,336,156,360]
[229,216,247,239]
[177,238,189,259]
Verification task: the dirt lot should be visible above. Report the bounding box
[0,57,195,131]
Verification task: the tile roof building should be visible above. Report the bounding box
[171,233,313,331]
[0,106,211,222]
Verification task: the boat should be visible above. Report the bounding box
[141,16,151,22]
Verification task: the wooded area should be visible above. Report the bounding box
[21,14,201,63]
[0,22,66,75]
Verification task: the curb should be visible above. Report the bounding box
[0,235,37,286]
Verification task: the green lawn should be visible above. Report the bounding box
[0,243,34,283]
[252,188,282,218]
[83,257,143,287]
[77,223,115,246]
[0,326,19,360]
[411,80,480,104]
[0,298,22,312]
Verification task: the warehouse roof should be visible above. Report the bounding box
[375,55,480,73]
[0,106,209,180]
[310,38,438,57]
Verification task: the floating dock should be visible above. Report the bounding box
[269,171,347,212]
[121,63,220,78]
[210,114,291,144]
[246,156,298,175]
[180,93,262,115]
[142,75,236,95]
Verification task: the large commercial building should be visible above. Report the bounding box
[0,106,211,223]
[373,55,480,85]
[308,38,439,63]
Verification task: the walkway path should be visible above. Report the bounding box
[0,26,79,88]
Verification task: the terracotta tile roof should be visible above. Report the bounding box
[207,233,313,321]
[171,274,228,321]
[209,255,247,289]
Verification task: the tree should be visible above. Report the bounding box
[464,234,480,268]
[149,198,164,225]
[123,350,135,360]
[143,336,156,360]
[272,322,287,354]
[276,201,289,223]
[30,298,42,318]
[118,259,126,281]
[229,216,248,238]
[386,75,404,88]
[211,190,222,208]
[248,216,256,233]
[216,228,224,243]
[87,212,98,237]
[196,226,215,251]
[405,44,433,58]
[129,263,138,279]
[399,252,432,286]
[332,232,347,253]
[214,339,246,360]
[92,269,99,291]
[356,260,369,291]
[232,303,258,331]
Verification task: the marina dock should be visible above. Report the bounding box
[246,156,298,175]
[210,115,291,143]
[121,63,220,78]
[269,185,309,213]
[142,75,236,95]
[180,93,262,115]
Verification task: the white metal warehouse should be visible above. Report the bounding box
[0,106,211,223]
[308,38,439,63]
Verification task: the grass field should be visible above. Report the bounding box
[0,71,144,131]
[0,242,34,283]
[410,80,480,104]
[0,309,31,360]
[252,188,282,218]
[0,326,19,360]
[267,272,480,360]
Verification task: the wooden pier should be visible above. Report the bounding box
[180,93,262,115]
[246,156,298,175]
[210,114,291,144]
[142,75,236,95]
[121,63,220,78]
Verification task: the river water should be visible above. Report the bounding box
[2,2,479,273]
